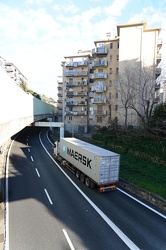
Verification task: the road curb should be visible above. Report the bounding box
[118,178,166,212]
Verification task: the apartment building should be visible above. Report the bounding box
[61,52,91,134]
[58,22,163,134]
[0,57,27,86]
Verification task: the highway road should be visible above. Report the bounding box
[5,127,166,250]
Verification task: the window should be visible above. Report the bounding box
[109,80,112,86]
[117,55,119,61]
[97,117,102,122]
[110,43,113,49]
[117,42,119,49]
[115,105,118,111]
[110,68,112,74]
[110,55,112,62]
[69,116,73,120]
[116,80,118,87]
[116,68,119,74]
[116,92,118,98]
[69,78,73,84]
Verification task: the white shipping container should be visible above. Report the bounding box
[60,137,120,185]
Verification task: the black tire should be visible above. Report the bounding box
[90,181,95,189]
[85,177,90,187]
[76,170,80,179]
[80,173,85,183]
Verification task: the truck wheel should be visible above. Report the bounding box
[85,177,90,188]
[80,173,85,183]
[76,170,80,179]
[90,181,95,189]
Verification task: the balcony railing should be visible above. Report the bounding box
[91,73,107,79]
[57,100,62,103]
[91,85,106,92]
[57,93,62,97]
[90,110,108,115]
[92,60,107,67]
[57,86,62,90]
[92,98,106,104]
[57,106,63,110]
[92,47,108,55]
[65,111,87,116]
[156,53,162,59]
[57,111,62,116]
[156,68,161,74]
[94,110,108,115]
[66,101,87,106]
[66,91,87,96]
[65,71,88,77]
[66,80,87,87]
[65,60,88,67]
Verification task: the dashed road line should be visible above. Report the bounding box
[62,229,75,250]
[35,168,40,177]
[44,189,53,205]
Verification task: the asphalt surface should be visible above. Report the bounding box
[1,127,166,249]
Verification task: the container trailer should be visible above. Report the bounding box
[54,137,120,192]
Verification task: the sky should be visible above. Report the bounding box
[0,0,166,101]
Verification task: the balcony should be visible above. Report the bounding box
[92,47,108,55]
[66,111,87,116]
[57,93,62,97]
[92,60,107,67]
[56,111,62,116]
[65,70,88,77]
[57,106,62,110]
[155,84,160,91]
[91,85,106,92]
[57,100,62,103]
[66,91,87,96]
[156,53,162,59]
[91,73,107,79]
[66,101,87,106]
[65,60,88,67]
[92,98,106,104]
[66,80,87,88]
[5,66,14,72]
[57,86,62,90]
[156,68,161,74]
[90,110,108,115]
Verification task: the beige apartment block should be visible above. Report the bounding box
[58,22,162,134]
[61,52,91,134]
[117,22,162,127]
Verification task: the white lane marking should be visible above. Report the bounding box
[35,168,40,177]
[46,130,54,146]
[5,139,15,250]
[30,156,34,162]
[62,229,75,250]
[44,130,166,220]
[117,188,166,220]
[39,132,139,250]
[44,189,53,205]
[28,148,30,152]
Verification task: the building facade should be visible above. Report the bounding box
[57,22,163,134]
[0,57,27,86]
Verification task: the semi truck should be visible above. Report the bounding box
[54,137,120,192]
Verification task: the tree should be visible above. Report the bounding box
[19,79,28,92]
[118,60,157,129]
[150,102,166,129]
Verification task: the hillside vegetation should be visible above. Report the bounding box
[78,126,166,199]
